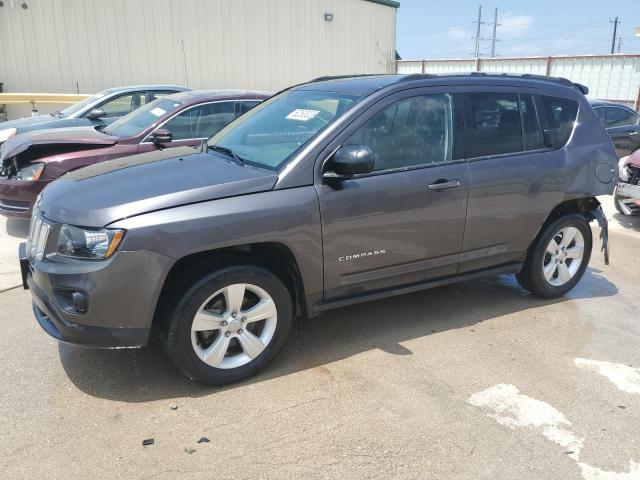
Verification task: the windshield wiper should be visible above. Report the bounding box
[207,144,245,166]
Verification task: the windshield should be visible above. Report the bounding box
[103,98,182,138]
[58,91,108,118]
[207,89,359,170]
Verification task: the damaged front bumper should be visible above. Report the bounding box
[615,181,640,216]
[0,177,49,217]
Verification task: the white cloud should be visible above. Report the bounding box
[499,12,535,38]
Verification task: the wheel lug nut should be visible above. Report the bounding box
[232,312,237,318]
[241,316,246,322]
[224,331,231,337]
[222,320,228,327]
[238,329,243,335]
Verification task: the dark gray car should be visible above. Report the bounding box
[0,84,189,145]
[20,74,618,385]
[590,99,640,157]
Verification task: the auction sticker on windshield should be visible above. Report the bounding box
[150,107,167,117]
[286,109,320,121]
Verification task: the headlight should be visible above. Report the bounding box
[619,155,631,182]
[16,162,45,181]
[0,128,17,143]
[56,225,124,259]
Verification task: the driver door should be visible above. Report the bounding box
[316,88,469,300]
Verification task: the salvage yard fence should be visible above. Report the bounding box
[396,54,640,110]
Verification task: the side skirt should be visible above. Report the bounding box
[311,263,522,316]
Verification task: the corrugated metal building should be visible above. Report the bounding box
[397,55,640,110]
[0,0,398,118]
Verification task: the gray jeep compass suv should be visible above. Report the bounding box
[20,74,618,385]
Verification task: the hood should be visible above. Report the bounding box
[0,114,67,132]
[39,146,279,227]
[0,127,117,163]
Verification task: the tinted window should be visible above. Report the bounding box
[97,93,146,117]
[520,94,543,150]
[345,94,453,171]
[236,101,260,116]
[163,102,235,140]
[606,107,639,127]
[541,96,578,148]
[103,98,182,138]
[208,90,359,170]
[467,93,522,157]
[594,107,605,123]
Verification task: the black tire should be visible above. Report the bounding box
[164,265,293,385]
[516,213,592,298]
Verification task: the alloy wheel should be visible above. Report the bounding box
[542,226,585,287]
[190,283,278,369]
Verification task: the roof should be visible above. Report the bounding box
[298,73,588,97]
[100,85,190,94]
[363,0,400,8]
[165,89,271,105]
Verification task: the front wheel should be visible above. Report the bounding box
[516,214,592,298]
[164,265,293,385]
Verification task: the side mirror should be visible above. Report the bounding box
[323,144,375,182]
[151,128,173,146]
[85,108,107,120]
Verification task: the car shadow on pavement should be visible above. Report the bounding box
[58,268,618,402]
[6,218,30,238]
[611,212,640,232]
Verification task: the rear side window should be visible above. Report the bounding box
[605,107,640,127]
[467,93,523,157]
[541,96,579,148]
[345,94,453,171]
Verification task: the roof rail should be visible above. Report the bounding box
[399,72,589,95]
[309,74,382,83]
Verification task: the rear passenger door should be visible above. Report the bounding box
[317,88,469,299]
[459,87,568,272]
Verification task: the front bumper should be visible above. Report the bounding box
[0,178,49,218]
[20,242,173,349]
[615,181,640,215]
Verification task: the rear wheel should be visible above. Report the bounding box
[516,214,592,298]
[164,265,293,385]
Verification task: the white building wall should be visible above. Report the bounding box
[0,0,397,118]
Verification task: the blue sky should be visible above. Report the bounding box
[396,0,640,59]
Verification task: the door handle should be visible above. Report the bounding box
[428,179,461,191]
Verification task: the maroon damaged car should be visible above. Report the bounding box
[0,90,269,217]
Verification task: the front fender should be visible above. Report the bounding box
[109,187,323,298]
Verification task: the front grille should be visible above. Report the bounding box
[26,209,51,261]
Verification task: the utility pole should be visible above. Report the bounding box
[490,7,499,57]
[610,16,620,54]
[474,5,483,59]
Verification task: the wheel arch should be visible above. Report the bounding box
[152,241,308,331]
[526,196,599,259]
